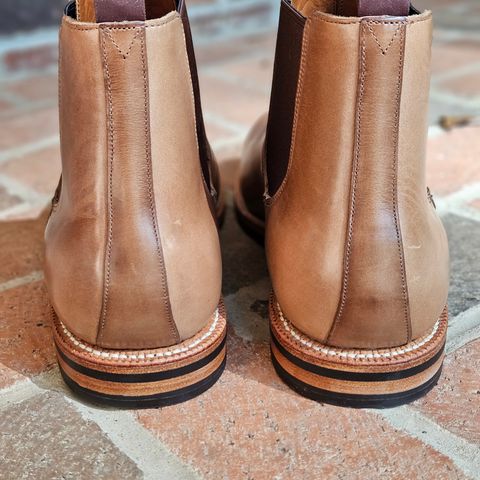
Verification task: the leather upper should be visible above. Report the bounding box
[45,3,222,349]
[238,0,449,349]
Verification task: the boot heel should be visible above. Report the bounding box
[270,295,447,408]
[54,301,227,408]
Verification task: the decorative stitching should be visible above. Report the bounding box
[63,12,179,31]
[59,308,220,361]
[391,23,411,341]
[366,21,403,55]
[98,28,116,342]
[274,301,442,360]
[328,22,367,340]
[140,29,180,342]
[76,0,83,21]
[311,14,431,26]
[103,28,141,59]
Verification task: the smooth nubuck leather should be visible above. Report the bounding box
[236,0,449,407]
[45,0,226,408]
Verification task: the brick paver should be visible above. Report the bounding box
[0,0,479,478]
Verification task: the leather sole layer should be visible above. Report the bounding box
[270,295,448,408]
[53,301,227,408]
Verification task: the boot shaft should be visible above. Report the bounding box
[265,0,449,349]
[45,0,222,349]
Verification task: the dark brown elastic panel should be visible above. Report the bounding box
[145,0,176,19]
[265,0,306,197]
[339,0,411,16]
[179,0,212,189]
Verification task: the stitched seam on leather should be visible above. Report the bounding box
[76,0,83,21]
[140,28,180,343]
[98,28,115,342]
[103,28,141,58]
[327,22,366,342]
[311,14,431,26]
[63,12,179,31]
[266,18,310,206]
[366,22,403,55]
[391,23,412,342]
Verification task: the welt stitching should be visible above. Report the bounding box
[328,22,367,341]
[267,18,310,206]
[98,28,115,342]
[391,23,411,342]
[366,22,403,55]
[140,29,180,342]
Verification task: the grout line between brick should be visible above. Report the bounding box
[0,270,44,293]
[70,401,201,480]
[0,135,59,165]
[0,368,201,480]
[446,304,480,354]
[377,406,480,479]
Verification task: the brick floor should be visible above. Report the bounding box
[0,0,479,479]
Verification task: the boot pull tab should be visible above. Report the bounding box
[339,0,411,17]
[75,0,176,22]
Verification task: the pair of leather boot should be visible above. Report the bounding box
[46,0,449,408]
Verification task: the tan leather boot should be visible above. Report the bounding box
[45,0,227,407]
[236,0,449,407]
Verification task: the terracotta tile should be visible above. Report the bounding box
[0,392,142,479]
[414,339,480,444]
[195,31,276,67]
[431,44,480,76]
[221,56,274,91]
[426,126,480,196]
[4,44,58,73]
[0,184,23,211]
[205,119,238,146]
[6,73,58,103]
[0,145,61,196]
[0,106,58,151]
[469,198,480,210]
[439,72,480,98]
[138,332,466,480]
[200,74,269,128]
[0,212,47,284]
[0,281,55,388]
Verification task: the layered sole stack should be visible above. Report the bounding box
[54,301,227,408]
[270,295,448,408]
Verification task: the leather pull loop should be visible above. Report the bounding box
[94,0,146,22]
[339,0,410,17]
[357,0,410,16]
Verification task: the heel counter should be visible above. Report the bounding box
[327,18,411,349]
[49,13,221,350]
[398,15,449,340]
[97,13,221,348]
[45,17,109,345]
[328,13,440,349]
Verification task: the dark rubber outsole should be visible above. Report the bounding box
[60,356,226,409]
[271,354,443,409]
